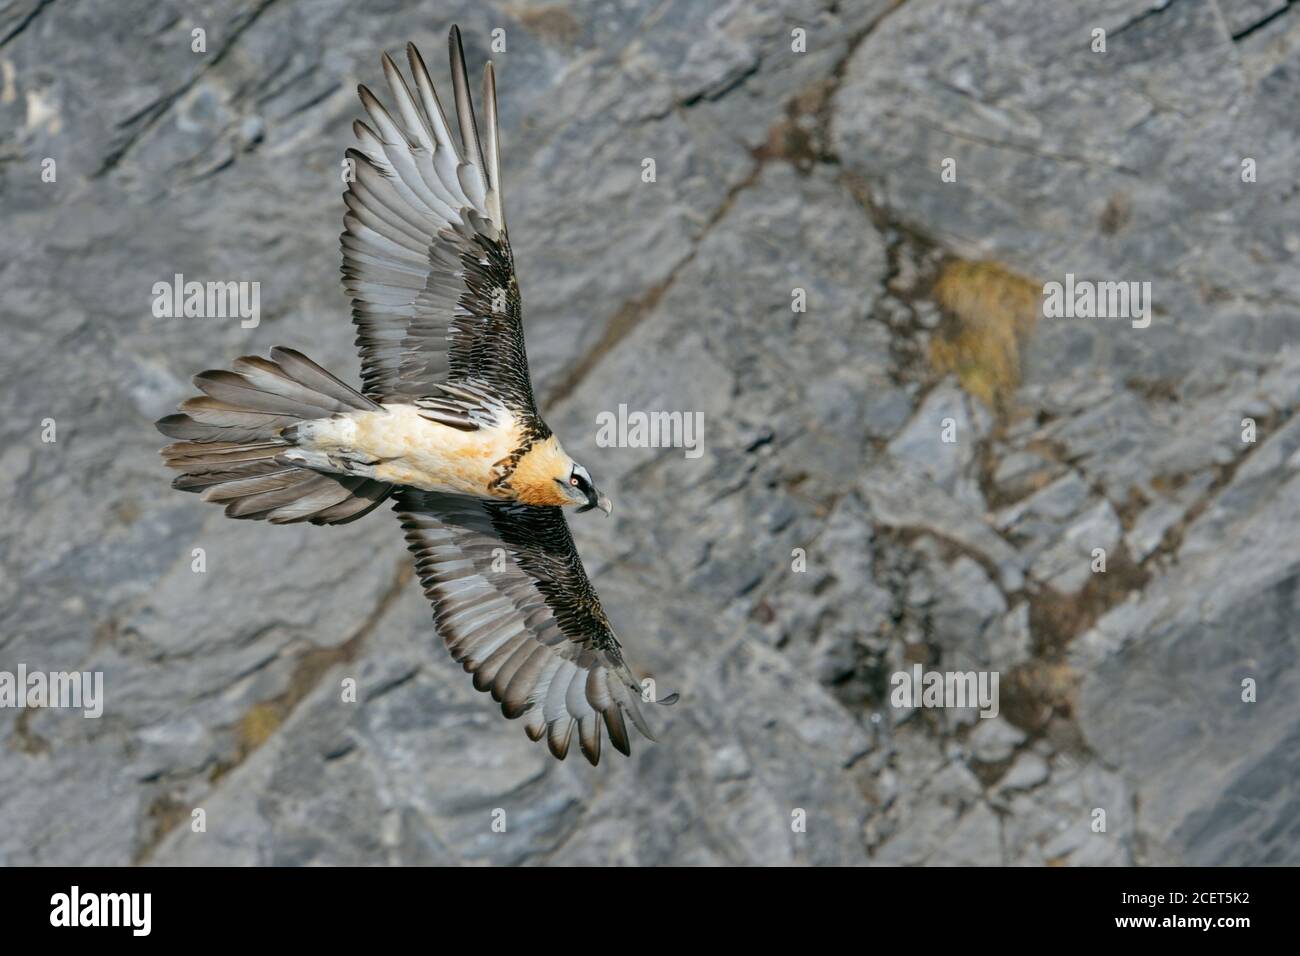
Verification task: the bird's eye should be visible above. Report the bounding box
[570,476,580,487]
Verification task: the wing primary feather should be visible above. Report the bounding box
[406,41,457,154]
[448,26,488,185]
[522,706,546,742]
[623,698,656,742]
[546,718,575,761]
[577,714,601,766]
[603,703,632,757]
[481,61,505,230]
[380,51,435,152]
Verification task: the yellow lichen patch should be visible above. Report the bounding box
[999,660,1080,734]
[235,701,284,753]
[928,260,1040,409]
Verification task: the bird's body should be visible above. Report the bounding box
[284,403,571,505]
[156,26,672,765]
[310,404,520,496]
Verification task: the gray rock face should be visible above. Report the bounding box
[1,0,1296,865]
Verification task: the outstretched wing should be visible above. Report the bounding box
[342,27,537,412]
[397,490,668,765]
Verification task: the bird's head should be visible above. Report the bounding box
[556,461,612,516]
[510,435,612,515]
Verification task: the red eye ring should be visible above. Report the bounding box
[570,476,579,486]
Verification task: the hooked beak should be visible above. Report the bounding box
[578,489,613,516]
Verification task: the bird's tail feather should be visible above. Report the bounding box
[156,347,393,525]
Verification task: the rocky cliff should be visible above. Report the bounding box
[1,0,1296,865]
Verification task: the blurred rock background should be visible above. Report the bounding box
[2,0,1298,865]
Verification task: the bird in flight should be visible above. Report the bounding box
[157,26,674,766]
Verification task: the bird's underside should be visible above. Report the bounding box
[155,27,672,765]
